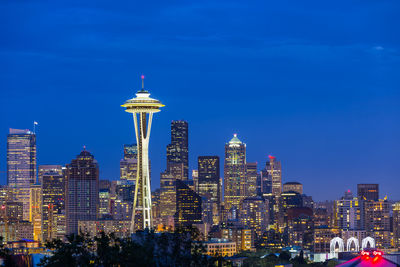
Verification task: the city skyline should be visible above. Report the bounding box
[1,1,399,202]
[0,122,397,202]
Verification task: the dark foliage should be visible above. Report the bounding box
[38,227,221,267]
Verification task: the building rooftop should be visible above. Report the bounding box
[228,134,243,146]
[204,238,235,244]
[284,182,302,185]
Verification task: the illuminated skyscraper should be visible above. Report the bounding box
[198,156,220,225]
[120,144,138,181]
[99,189,111,219]
[159,121,187,225]
[224,134,246,212]
[363,199,390,248]
[30,184,42,241]
[174,179,202,228]
[392,202,400,247]
[7,128,36,187]
[41,165,66,241]
[333,190,362,230]
[245,162,257,197]
[65,149,99,235]
[240,196,269,238]
[265,156,281,197]
[121,77,164,232]
[167,121,189,180]
[160,171,176,219]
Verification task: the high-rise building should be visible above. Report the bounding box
[160,171,176,219]
[41,165,66,241]
[333,190,362,230]
[198,156,220,225]
[65,149,99,235]
[240,196,269,238]
[166,121,189,180]
[159,121,188,226]
[121,78,164,232]
[123,144,138,159]
[363,199,390,248]
[120,144,138,181]
[281,191,303,226]
[245,162,258,197]
[283,182,303,194]
[151,189,161,227]
[287,207,313,250]
[224,134,246,212]
[265,156,282,197]
[258,169,272,195]
[112,180,134,222]
[392,202,400,247]
[99,189,111,219]
[174,179,202,228]
[357,184,379,201]
[30,185,42,241]
[7,187,31,221]
[7,129,36,187]
[99,179,111,191]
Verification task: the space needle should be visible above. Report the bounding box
[121,75,164,232]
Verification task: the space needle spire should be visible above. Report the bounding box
[121,76,164,232]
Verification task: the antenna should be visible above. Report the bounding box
[141,75,145,89]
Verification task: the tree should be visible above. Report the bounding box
[38,233,96,266]
[0,236,12,267]
[94,232,121,267]
[291,250,307,266]
[278,250,291,262]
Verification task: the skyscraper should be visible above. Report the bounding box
[363,199,390,248]
[41,165,66,241]
[120,144,138,181]
[198,156,220,225]
[121,77,164,232]
[7,128,36,187]
[265,156,282,197]
[174,179,202,228]
[159,171,176,219]
[65,149,99,235]
[167,121,189,180]
[30,184,42,241]
[159,120,188,226]
[357,184,379,201]
[240,196,269,238]
[224,134,246,212]
[333,190,362,230]
[245,162,257,197]
[392,202,400,247]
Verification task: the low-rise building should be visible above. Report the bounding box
[203,238,237,257]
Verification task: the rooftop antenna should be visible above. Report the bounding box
[33,121,38,134]
[141,75,145,89]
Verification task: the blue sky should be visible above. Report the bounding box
[1,0,399,200]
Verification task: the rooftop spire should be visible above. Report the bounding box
[141,75,145,89]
